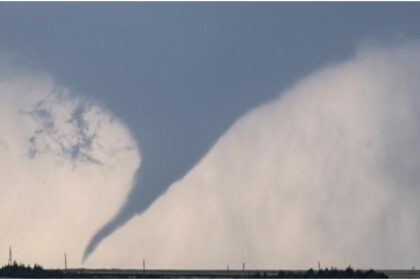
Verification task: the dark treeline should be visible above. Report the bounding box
[268,267,388,278]
[0,262,64,278]
[0,262,388,278]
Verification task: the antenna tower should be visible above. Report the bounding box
[8,246,12,265]
[64,253,67,271]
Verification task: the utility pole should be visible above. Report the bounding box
[242,262,245,278]
[142,259,145,273]
[318,261,321,271]
[8,246,12,265]
[64,253,67,271]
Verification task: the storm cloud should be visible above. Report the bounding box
[89,43,420,269]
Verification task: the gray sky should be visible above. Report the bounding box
[1,2,420,261]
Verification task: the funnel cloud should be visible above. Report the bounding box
[92,42,420,269]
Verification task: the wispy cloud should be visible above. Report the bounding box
[0,66,140,267]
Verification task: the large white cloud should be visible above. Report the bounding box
[0,70,140,268]
[91,42,420,270]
